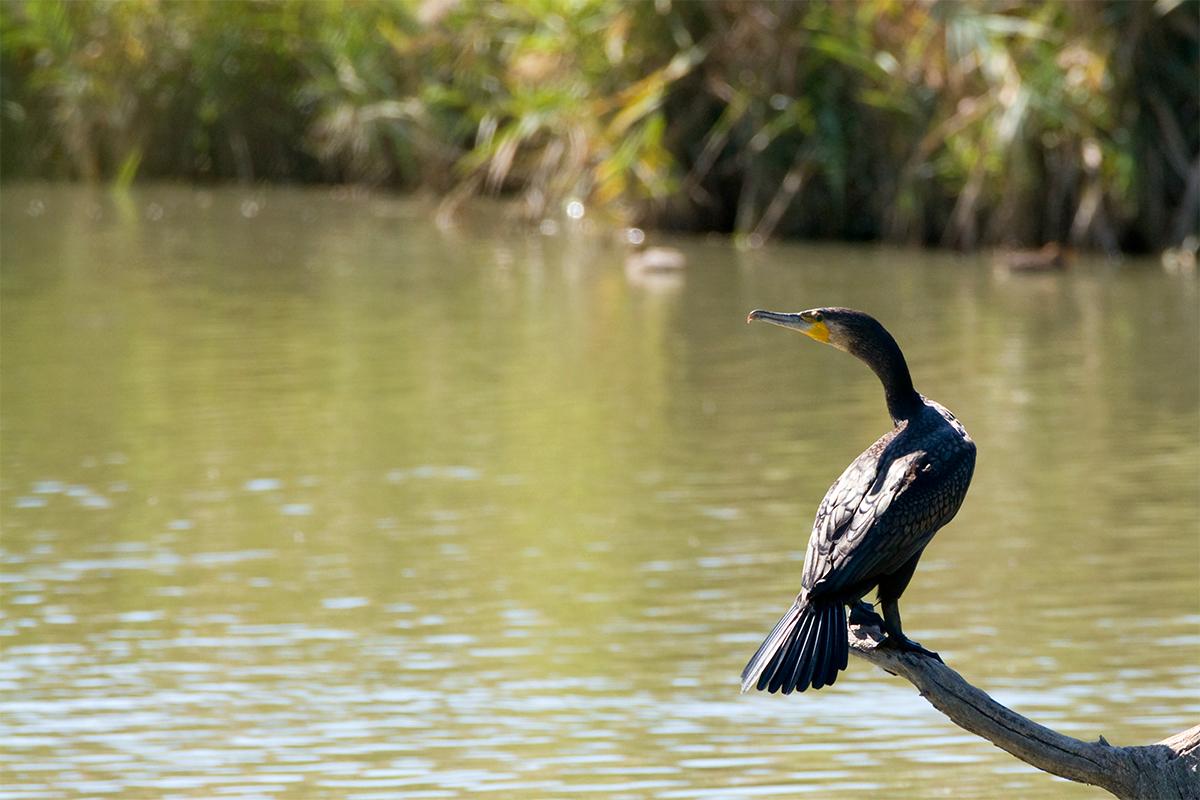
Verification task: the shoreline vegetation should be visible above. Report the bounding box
[2,0,1197,252]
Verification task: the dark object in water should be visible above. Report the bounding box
[998,242,1072,273]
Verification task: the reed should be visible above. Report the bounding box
[2,0,1195,251]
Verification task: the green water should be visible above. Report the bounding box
[2,184,1197,799]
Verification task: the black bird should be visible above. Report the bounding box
[741,307,976,694]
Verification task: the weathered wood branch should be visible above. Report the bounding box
[847,622,1199,799]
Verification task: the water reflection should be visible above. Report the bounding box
[1,184,1197,799]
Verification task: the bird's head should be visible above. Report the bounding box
[747,306,919,420]
[746,306,887,356]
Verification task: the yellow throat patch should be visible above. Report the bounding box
[803,320,831,343]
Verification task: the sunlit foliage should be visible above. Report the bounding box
[2,0,1196,250]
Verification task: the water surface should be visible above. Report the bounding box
[2,184,1197,799]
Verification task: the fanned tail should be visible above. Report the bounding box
[740,600,848,694]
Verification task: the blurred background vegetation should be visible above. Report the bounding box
[2,0,1197,251]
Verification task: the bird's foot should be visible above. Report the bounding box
[881,633,944,664]
[849,601,885,629]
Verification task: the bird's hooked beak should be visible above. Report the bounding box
[746,309,831,343]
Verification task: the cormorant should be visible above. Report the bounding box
[741,307,976,694]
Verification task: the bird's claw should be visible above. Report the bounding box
[881,634,943,663]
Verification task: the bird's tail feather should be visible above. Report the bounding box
[740,600,847,694]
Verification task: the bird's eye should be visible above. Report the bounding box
[803,310,823,323]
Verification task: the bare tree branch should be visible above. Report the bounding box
[847,622,1199,799]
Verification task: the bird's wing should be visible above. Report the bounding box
[800,438,954,597]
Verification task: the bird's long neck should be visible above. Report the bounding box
[851,330,921,422]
